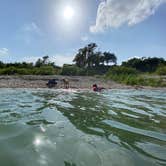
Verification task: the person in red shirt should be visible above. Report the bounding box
[92,84,105,92]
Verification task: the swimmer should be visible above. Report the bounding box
[92,84,105,92]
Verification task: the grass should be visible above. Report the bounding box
[106,74,166,87]
[105,66,166,87]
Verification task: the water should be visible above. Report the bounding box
[0,89,166,166]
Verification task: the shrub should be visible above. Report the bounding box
[0,67,18,75]
[0,66,59,75]
[61,65,79,76]
[105,66,166,87]
[106,66,138,77]
[156,66,166,75]
[32,66,56,75]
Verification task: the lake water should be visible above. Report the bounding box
[0,89,166,166]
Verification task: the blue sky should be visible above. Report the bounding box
[0,0,166,66]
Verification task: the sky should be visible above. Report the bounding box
[0,0,166,66]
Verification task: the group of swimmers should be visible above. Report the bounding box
[46,78,104,92]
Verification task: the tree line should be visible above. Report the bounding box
[0,56,61,75]
[0,55,55,69]
[122,57,166,72]
[0,43,165,76]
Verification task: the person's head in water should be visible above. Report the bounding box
[92,84,98,91]
[92,84,105,92]
[93,84,97,88]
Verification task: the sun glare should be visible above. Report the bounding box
[34,136,42,146]
[63,6,74,20]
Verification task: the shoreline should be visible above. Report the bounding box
[0,75,166,90]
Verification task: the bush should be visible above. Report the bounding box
[61,65,79,76]
[156,66,166,75]
[0,66,60,75]
[32,66,57,75]
[61,65,111,76]
[0,67,19,75]
[106,66,138,77]
[106,66,138,82]
[105,66,166,87]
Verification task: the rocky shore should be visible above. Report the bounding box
[0,75,165,90]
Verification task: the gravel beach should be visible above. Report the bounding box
[0,75,130,89]
[0,75,165,90]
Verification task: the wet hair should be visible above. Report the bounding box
[93,84,97,87]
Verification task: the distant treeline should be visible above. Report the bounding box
[62,43,166,77]
[122,57,166,73]
[0,56,61,75]
[0,43,166,78]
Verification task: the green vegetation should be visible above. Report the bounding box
[156,65,166,75]
[0,66,60,75]
[61,43,117,76]
[0,43,165,87]
[61,64,111,76]
[106,66,166,87]
[122,57,166,72]
[0,56,61,75]
[73,43,117,68]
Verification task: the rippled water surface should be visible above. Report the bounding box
[0,89,166,166]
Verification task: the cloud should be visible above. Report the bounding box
[0,48,9,56]
[127,56,141,60]
[50,54,74,66]
[21,56,41,63]
[90,0,166,33]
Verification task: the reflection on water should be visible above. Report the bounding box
[0,88,166,166]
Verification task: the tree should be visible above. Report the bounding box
[73,52,86,67]
[73,43,117,68]
[42,55,49,65]
[99,54,105,66]
[35,58,43,67]
[0,61,5,68]
[35,56,53,67]
[122,57,166,72]
[73,43,98,68]
[103,52,117,66]
[93,52,102,67]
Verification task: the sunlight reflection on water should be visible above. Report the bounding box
[0,89,165,166]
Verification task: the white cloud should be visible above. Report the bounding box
[127,56,141,60]
[21,56,41,63]
[90,0,166,33]
[0,48,9,56]
[50,54,74,66]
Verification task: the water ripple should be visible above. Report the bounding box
[0,89,165,166]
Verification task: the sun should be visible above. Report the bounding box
[63,6,74,20]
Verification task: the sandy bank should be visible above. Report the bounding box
[0,75,165,90]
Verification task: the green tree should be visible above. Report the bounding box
[73,43,98,68]
[103,52,117,66]
[122,57,166,72]
[93,52,102,67]
[0,61,5,68]
[73,51,86,67]
[35,58,43,67]
[42,55,49,65]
